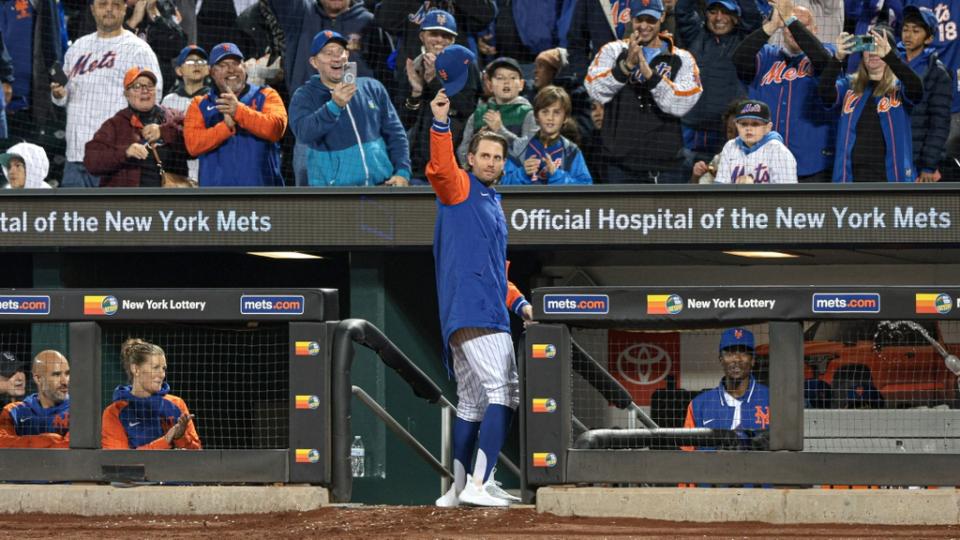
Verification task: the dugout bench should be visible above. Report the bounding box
[521,286,960,500]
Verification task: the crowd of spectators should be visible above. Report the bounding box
[0,0,958,187]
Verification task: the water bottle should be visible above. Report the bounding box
[350,435,365,478]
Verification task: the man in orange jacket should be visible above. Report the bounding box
[183,42,287,186]
[0,350,70,449]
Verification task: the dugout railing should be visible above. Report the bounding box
[521,286,960,500]
[329,318,522,503]
[0,288,336,485]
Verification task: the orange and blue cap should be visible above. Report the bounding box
[311,30,349,56]
[209,42,244,65]
[435,44,475,97]
[719,328,754,352]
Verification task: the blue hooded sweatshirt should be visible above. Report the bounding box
[290,75,410,186]
[7,393,70,436]
[107,383,186,449]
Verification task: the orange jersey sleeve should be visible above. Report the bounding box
[234,88,287,143]
[166,395,202,450]
[0,403,67,449]
[504,260,527,312]
[426,125,470,206]
[680,401,696,452]
[101,402,131,449]
[183,96,235,157]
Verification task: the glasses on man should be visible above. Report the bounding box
[128,83,156,92]
[183,59,208,66]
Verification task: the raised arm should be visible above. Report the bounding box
[425,90,471,206]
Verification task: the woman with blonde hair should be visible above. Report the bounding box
[817,26,924,182]
[102,338,200,450]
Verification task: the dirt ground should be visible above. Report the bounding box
[0,505,958,540]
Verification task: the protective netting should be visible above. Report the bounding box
[2,0,955,187]
[567,320,960,453]
[801,320,960,453]
[101,322,289,449]
[571,325,771,451]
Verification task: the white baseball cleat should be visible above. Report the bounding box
[458,478,510,507]
[484,477,521,503]
[435,484,460,507]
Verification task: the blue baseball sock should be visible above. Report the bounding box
[472,404,515,484]
[452,417,480,491]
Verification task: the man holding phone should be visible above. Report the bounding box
[289,30,410,187]
[51,0,162,188]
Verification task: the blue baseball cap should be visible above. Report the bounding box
[630,0,664,20]
[175,45,208,67]
[903,5,938,35]
[436,44,475,97]
[311,30,349,56]
[420,9,458,36]
[707,0,742,16]
[719,328,755,352]
[209,42,244,65]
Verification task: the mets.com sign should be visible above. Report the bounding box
[0,187,956,248]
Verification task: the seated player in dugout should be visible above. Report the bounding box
[102,339,200,450]
[683,328,770,450]
[0,350,70,449]
[0,351,27,405]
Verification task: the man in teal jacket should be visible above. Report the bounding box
[289,30,411,187]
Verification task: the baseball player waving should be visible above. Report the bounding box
[428,89,534,508]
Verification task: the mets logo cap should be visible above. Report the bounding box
[209,42,244,65]
[311,30,349,56]
[175,45,208,67]
[719,327,755,352]
[436,44,475,97]
[735,99,771,123]
[420,9,458,36]
[630,0,664,19]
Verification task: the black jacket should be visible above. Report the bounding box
[903,49,952,172]
[675,0,762,139]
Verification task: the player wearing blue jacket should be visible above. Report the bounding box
[818,27,923,181]
[684,328,770,451]
[290,31,411,187]
[428,90,533,508]
[0,350,70,449]
[733,1,838,181]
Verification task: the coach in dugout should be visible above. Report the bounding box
[184,43,287,187]
[102,338,200,450]
[0,350,70,449]
[0,351,27,406]
[683,328,770,449]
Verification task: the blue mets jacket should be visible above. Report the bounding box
[427,119,529,375]
[0,393,69,448]
[102,383,201,450]
[734,21,838,176]
[684,376,770,449]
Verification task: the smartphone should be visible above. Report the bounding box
[49,62,68,87]
[342,62,358,84]
[850,35,876,53]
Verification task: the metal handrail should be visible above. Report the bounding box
[570,336,659,429]
[331,319,521,503]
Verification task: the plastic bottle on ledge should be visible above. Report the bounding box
[351,435,365,478]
